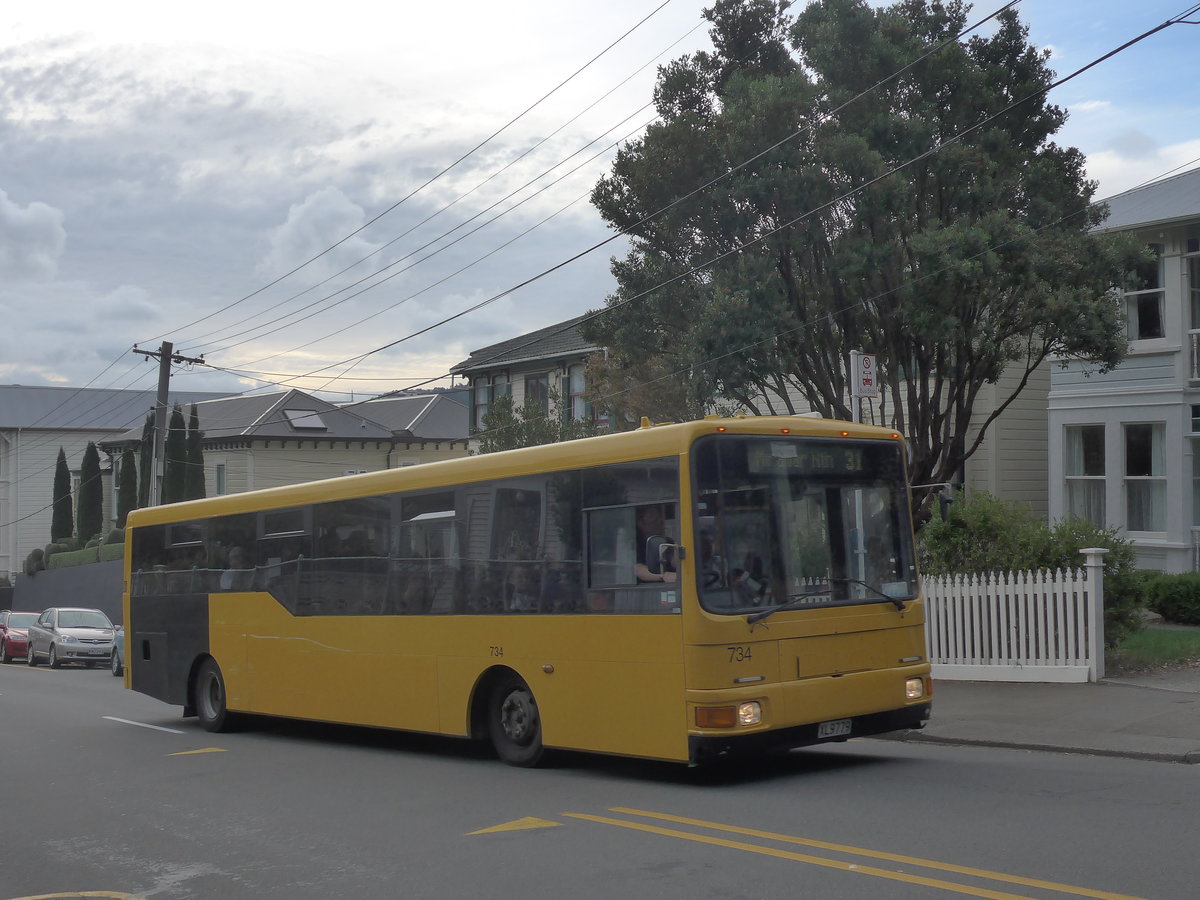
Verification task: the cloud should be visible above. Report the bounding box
[1071,100,1111,114]
[257,186,386,284]
[0,188,66,280]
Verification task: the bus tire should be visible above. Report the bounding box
[488,675,544,767]
[195,658,237,733]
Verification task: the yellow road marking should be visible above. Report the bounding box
[565,812,1038,900]
[610,807,1146,900]
[468,817,562,835]
[167,748,227,756]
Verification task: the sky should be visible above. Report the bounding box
[2,0,1198,404]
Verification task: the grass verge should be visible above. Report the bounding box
[1108,624,1200,674]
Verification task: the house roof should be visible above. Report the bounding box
[346,392,469,439]
[1097,165,1200,232]
[0,384,229,430]
[449,315,600,376]
[102,389,395,445]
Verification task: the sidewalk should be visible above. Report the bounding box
[888,666,1200,764]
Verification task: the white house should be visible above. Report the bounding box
[0,384,227,580]
[1048,165,1200,571]
[100,389,471,499]
[449,314,605,436]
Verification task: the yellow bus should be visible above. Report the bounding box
[122,416,931,765]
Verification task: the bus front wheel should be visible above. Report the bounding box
[488,675,544,767]
[195,658,237,732]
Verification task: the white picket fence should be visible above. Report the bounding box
[921,549,1109,683]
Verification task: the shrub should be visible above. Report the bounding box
[1146,573,1200,626]
[99,543,125,562]
[919,491,1144,647]
[105,528,125,544]
[23,547,45,577]
[47,546,101,569]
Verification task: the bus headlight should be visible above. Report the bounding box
[905,677,925,700]
[737,701,762,726]
[696,701,763,728]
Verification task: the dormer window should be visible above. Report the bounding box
[283,409,327,431]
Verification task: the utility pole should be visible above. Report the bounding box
[133,342,205,506]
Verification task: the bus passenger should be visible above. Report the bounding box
[635,504,676,584]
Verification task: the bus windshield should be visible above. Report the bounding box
[693,434,917,614]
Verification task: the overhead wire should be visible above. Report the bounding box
[234,0,1029,392]
[139,0,680,346]
[175,21,707,354]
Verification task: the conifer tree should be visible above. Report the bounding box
[185,404,206,501]
[51,447,73,542]
[76,441,104,542]
[117,447,138,527]
[162,404,188,504]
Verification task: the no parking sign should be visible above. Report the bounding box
[851,352,879,399]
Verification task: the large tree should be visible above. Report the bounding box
[76,441,104,542]
[51,446,73,542]
[585,0,1143,519]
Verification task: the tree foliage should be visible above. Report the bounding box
[138,413,153,509]
[51,446,73,542]
[585,0,1143,517]
[475,390,597,454]
[162,404,188,505]
[185,404,206,501]
[117,447,138,527]
[76,441,104,542]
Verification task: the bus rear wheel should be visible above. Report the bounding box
[488,675,544,767]
[195,658,237,732]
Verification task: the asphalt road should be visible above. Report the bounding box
[2,661,1196,900]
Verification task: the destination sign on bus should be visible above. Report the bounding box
[747,441,867,476]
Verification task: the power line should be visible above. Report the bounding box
[139,0,679,346]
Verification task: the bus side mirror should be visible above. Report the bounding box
[645,535,676,575]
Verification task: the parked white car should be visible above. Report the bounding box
[26,607,116,669]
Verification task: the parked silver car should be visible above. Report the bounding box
[26,607,116,669]
[111,625,125,676]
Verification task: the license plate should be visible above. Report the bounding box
[89,648,107,655]
[817,718,852,739]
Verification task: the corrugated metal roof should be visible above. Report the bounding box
[1097,165,1200,232]
[0,384,229,430]
[103,389,396,444]
[449,315,599,375]
[350,393,469,439]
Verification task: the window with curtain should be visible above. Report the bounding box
[1125,422,1166,532]
[1065,425,1105,525]
[1126,243,1165,341]
[567,364,587,422]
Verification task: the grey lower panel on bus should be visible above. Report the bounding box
[687,703,932,764]
[129,593,209,707]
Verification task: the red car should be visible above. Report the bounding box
[0,611,39,664]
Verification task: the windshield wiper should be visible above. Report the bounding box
[830,577,907,610]
[746,587,833,626]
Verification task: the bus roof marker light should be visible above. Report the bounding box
[716,426,727,433]
[779,428,791,434]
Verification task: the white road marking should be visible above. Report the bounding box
[102,716,185,734]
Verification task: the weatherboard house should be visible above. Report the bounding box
[0,384,228,582]
[99,388,471,501]
[1049,165,1200,571]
